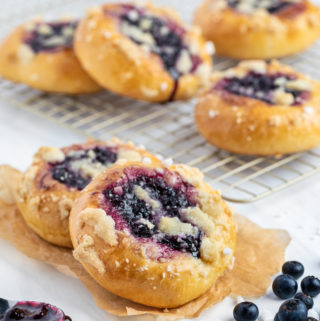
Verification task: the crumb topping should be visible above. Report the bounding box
[158,216,198,236]
[73,234,105,274]
[79,208,118,246]
[58,197,73,220]
[40,147,65,163]
[181,206,215,237]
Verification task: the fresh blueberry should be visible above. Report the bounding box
[0,298,9,314]
[273,274,298,299]
[278,299,308,321]
[233,302,259,321]
[282,261,304,280]
[294,292,314,310]
[301,276,320,297]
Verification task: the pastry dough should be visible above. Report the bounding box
[70,160,236,308]
[15,139,159,247]
[0,19,101,93]
[195,60,320,155]
[74,3,213,102]
[194,0,320,59]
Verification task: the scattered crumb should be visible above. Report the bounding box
[209,110,216,118]
[223,247,233,255]
[162,158,173,166]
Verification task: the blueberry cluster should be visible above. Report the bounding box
[0,300,71,321]
[233,261,320,321]
[51,146,117,190]
[104,169,203,257]
[215,72,309,106]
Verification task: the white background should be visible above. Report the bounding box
[0,1,320,320]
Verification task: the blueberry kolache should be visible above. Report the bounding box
[194,0,320,59]
[0,299,71,321]
[15,138,160,248]
[195,60,320,155]
[69,161,236,308]
[74,3,214,102]
[0,19,101,93]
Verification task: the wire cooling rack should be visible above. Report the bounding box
[1,0,320,203]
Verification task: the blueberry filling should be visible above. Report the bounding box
[23,21,78,53]
[215,72,310,105]
[104,168,203,257]
[107,5,202,100]
[51,146,117,190]
[0,301,71,321]
[227,0,303,14]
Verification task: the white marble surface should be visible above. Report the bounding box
[0,0,320,320]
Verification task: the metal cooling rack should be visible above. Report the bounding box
[1,1,320,203]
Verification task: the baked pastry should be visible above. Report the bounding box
[194,0,320,59]
[69,160,236,308]
[74,3,214,102]
[195,60,320,155]
[0,299,71,320]
[15,139,158,248]
[0,18,101,94]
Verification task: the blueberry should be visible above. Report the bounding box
[233,302,259,321]
[282,261,304,280]
[294,292,313,310]
[274,313,280,321]
[273,275,298,299]
[0,298,9,314]
[301,276,320,297]
[278,299,308,321]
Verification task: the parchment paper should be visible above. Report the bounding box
[0,165,290,319]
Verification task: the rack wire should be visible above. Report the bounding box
[1,0,320,203]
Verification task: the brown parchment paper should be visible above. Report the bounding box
[0,165,291,319]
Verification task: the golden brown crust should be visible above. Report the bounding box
[194,0,320,59]
[69,160,236,308]
[15,139,159,248]
[0,21,102,94]
[74,3,213,102]
[195,60,320,155]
